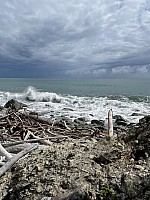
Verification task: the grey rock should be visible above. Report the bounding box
[124,115,150,158]
[113,115,126,121]
[74,117,86,124]
[4,99,27,111]
[0,105,4,111]
[91,119,104,125]
[115,120,127,127]
[131,112,143,116]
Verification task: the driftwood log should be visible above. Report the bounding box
[5,143,33,153]
[0,143,38,177]
[2,135,69,147]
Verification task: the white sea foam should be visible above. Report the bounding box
[0,86,150,124]
[2,86,62,103]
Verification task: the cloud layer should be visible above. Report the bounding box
[0,0,150,77]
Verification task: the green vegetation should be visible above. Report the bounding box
[101,187,117,200]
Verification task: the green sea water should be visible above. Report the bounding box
[0,78,150,98]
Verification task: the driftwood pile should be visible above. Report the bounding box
[0,111,73,146]
[0,107,106,146]
[0,99,107,179]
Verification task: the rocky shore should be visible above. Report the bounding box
[0,100,150,200]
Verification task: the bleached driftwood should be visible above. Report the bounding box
[0,155,5,166]
[6,117,11,126]
[24,113,52,125]
[0,112,14,120]
[0,143,13,160]
[13,112,23,126]
[29,131,52,145]
[24,130,31,141]
[63,121,72,131]
[6,143,32,153]
[108,109,113,137]
[2,135,69,147]
[0,143,38,178]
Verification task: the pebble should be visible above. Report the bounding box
[134,165,144,171]
[41,197,52,200]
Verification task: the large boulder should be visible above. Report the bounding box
[113,115,128,128]
[124,115,150,159]
[4,99,27,111]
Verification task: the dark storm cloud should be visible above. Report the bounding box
[0,0,150,77]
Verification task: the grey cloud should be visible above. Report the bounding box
[0,0,150,77]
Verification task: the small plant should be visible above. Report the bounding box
[101,187,117,200]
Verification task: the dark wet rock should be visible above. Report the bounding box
[113,115,126,121]
[93,154,111,165]
[51,97,61,103]
[4,99,27,111]
[91,119,104,126]
[74,117,86,125]
[0,105,4,111]
[29,111,39,116]
[115,120,127,127]
[131,149,147,161]
[113,115,126,124]
[73,100,78,104]
[62,108,74,111]
[113,115,128,127]
[131,112,143,116]
[45,104,50,107]
[117,172,150,200]
[25,97,35,102]
[91,119,105,131]
[124,115,150,158]
[89,114,94,117]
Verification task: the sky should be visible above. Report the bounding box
[0,0,150,78]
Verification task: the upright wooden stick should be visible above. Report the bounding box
[108,109,113,137]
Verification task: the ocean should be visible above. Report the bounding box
[0,78,150,124]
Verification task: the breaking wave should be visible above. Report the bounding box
[3,86,62,103]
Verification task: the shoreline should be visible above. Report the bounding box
[0,85,150,126]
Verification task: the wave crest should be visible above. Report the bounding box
[4,86,62,103]
[25,87,61,103]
